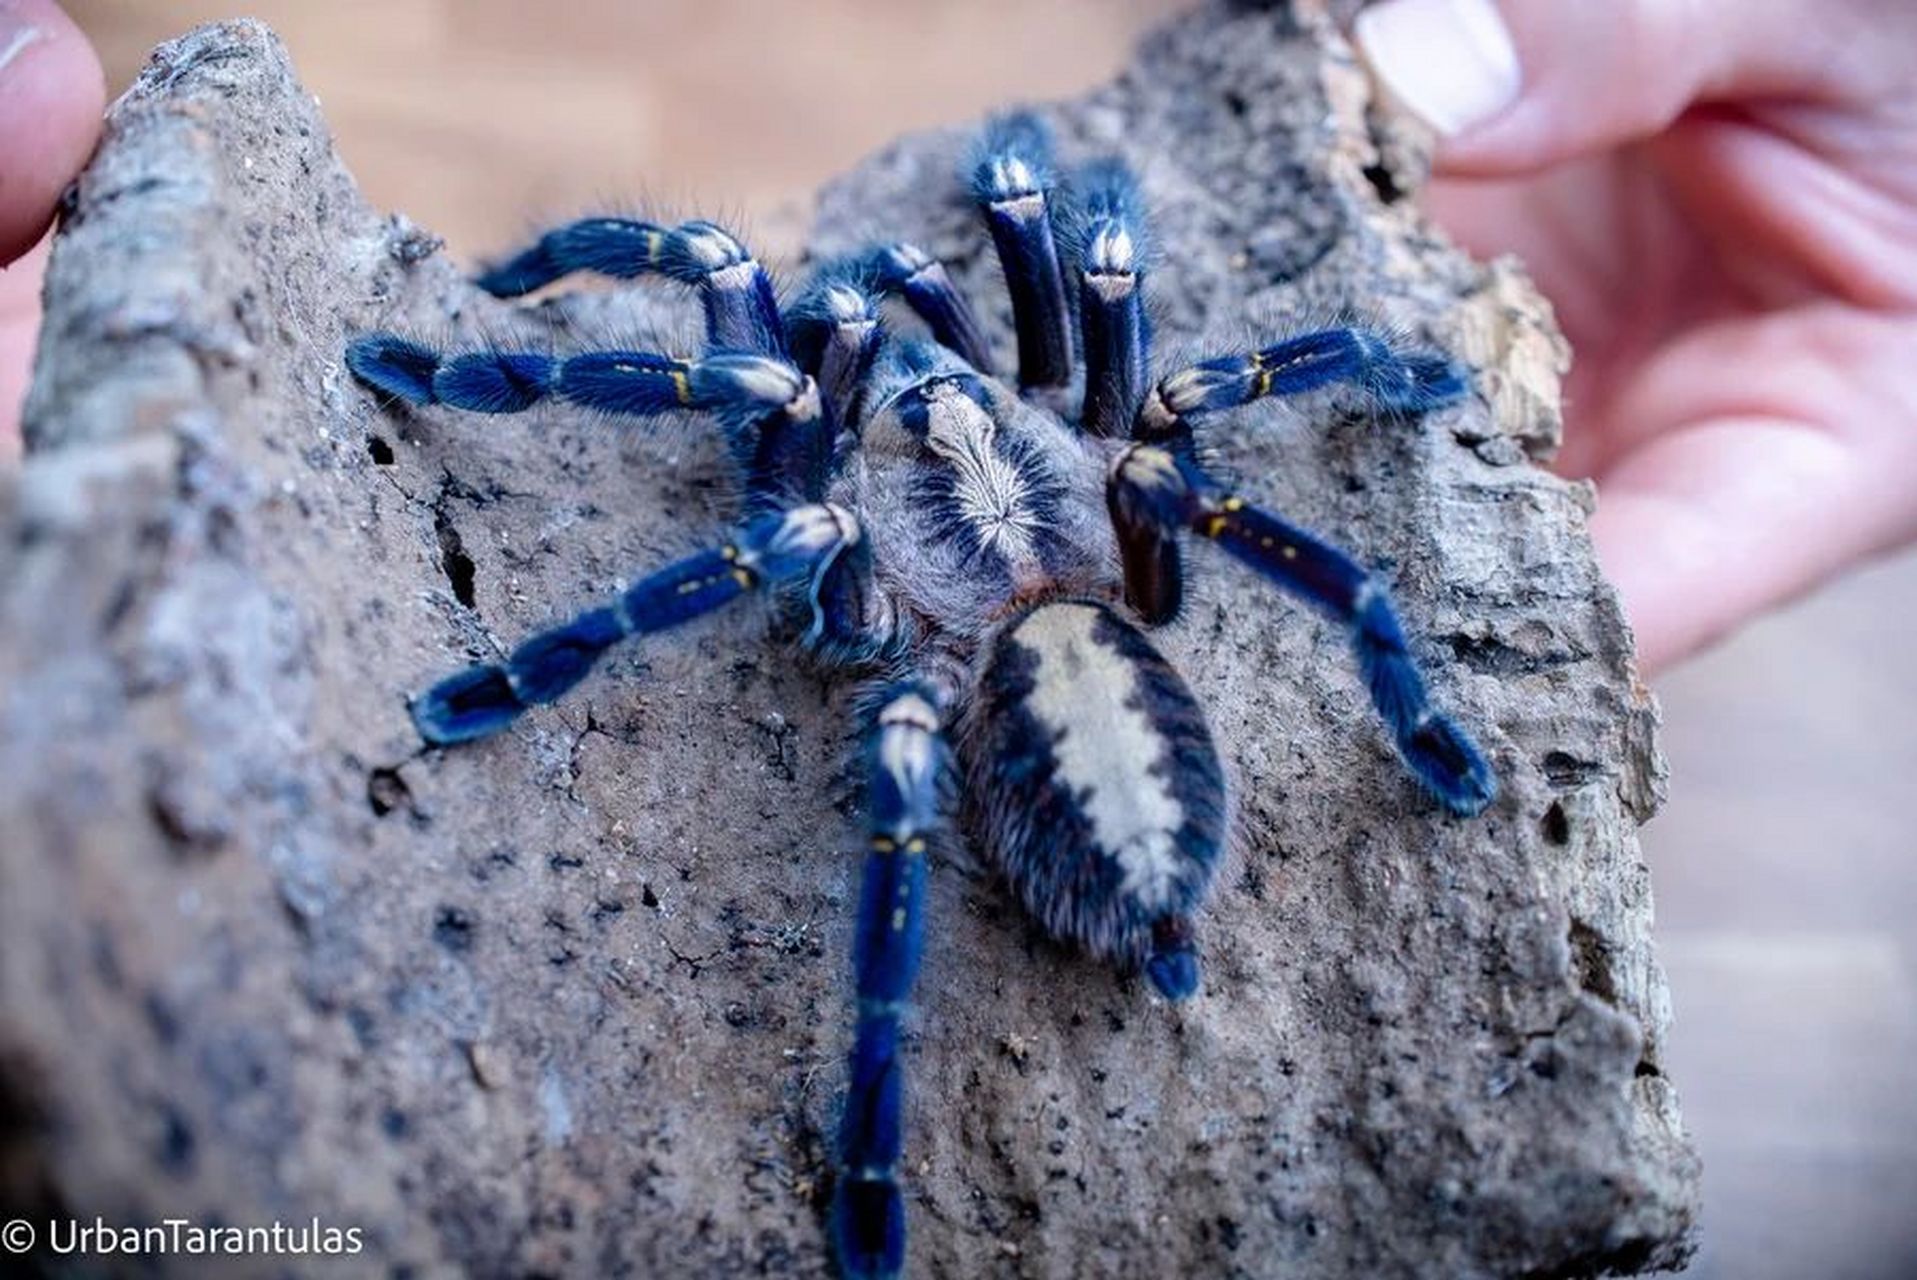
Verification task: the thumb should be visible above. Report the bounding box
[1352,0,1890,177]
[0,0,106,264]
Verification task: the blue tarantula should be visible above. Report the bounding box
[345,112,1495,1279]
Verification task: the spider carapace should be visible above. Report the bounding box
[346,110,1496,1280]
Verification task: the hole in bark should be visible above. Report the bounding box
[0,1047,67,1221]
[1567,917,1618,1006]
[0,1049,50,1153]
[143,991,182,1045]
[433,905,475,953]
[157,1102,197,1173]
[1541,750,1602,788]
[145,786,226,857]
[368,435,395,465]
[1524,1237,1659,1278]
[1361,162,1404,205]
[1542,801,1570,845]
[367,766,412,817]
[434,513,477,608]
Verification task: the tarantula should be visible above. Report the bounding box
[345,111,1495,1280]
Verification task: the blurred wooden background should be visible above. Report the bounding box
[63,4,1917,1277]
[70,0,1180,261]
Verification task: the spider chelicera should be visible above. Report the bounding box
[344,110,1496,1280]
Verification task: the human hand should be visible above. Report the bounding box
[0,0,103,462]
[1355,0,1917,673]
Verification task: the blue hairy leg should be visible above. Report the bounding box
[1110,445,1496,815]
[1068,159,1151,437]
[832,685,946,1280]
[344,337,832,510]
[473,216,668,297]
[1134,326,1470,446]
[971,112,1072,389]
[410,505,864,745]
[862,243,995,375]
[475,217,788,358]
[789,271,887,432]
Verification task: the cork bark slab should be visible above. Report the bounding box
[2,5,1698,1276]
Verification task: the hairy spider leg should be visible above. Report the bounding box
[344,337,832,512]
[663,220,790,358]
[1110,445,1497,816]
[789,271,888,434]
[970,111,1073,389]
[1068,158,1152,438]
[831,684,946,1280]
[1132,326,1471,448]
[474,216,789,359]
[860,243,995,375]
[472,215,669,297]
[409,504,864,745]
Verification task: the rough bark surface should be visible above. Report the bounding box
[1,5,1699,1277]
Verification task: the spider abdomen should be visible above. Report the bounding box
[965,600,1225,999]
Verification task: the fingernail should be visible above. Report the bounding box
[1354,0,1521,137]
[0,10,47,76]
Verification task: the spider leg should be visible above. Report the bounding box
[1133,326,1470,447]
[862,243,995,374]
[789,271,887,433]
[345,337,831,511]
[1109,445,1497,815]
[789,240,996,432]
[663,221,790,358]
[970,111,1073,390]
[832,682,946,1280]
[472,215,668,296]
[474,217,789,358]
[1066,159,1151,438]
[409,504,865,745]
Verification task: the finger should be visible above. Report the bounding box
[1354,0,1914,178]
[1650,106,1917,311]
[0,228,46,459]
[1585,307,1917,672]
[0,0,105,264]
[1423,150,1706,481]
[1592,419,1894,672]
